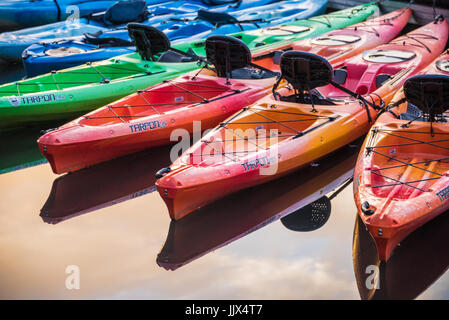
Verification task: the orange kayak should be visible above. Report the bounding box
[156,19,449,220]
[158,143,360,271]
[353,51,449,261]
[38,9,410,175]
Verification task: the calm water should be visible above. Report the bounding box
[0,59,448,301]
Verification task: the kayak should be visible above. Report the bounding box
[155,18,448,220]
[353,51,449,261]
[253,8,411,71]
[158,0,328,43]
[0,0,168,62]
[41,145,172,224]
[0,0,169,29]
[22,0,328,76]
[157,143,358,270]
[172,1,377,58]
[353,212,449,300]
[0,4,377,131]
[0,25,207,131]
[38,6,389,174]
[1,0,277,63]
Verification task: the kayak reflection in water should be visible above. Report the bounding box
[40,145,172,224]
[157,141,361,271]
[352,210,449,300]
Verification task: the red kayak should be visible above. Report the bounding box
[38,9,410,174]
[254,8,411,71]
[156,19,448,220]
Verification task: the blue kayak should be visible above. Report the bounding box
[0,0,171,29]
[0,0,277,62]
[23,0,327,77]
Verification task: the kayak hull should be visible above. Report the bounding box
[354,53,449,261]
[0,54,201,130]
[38,73,277,174]
[0,0,162,28]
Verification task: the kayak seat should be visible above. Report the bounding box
[128,23,171,61]
[84,33,134,47]
[205,34,277,80]
[275,51,336,105]
[230,67,276,80]
[197,9,238,26]
[157,50,197,63]
[404,74,449,120]
[205,35,251,78]
[104,0,148,25]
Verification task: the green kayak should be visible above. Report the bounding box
[0,2,377,130]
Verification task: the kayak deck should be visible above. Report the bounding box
[0,55,156,96]
[366,126,449,200]
[188,102,335,166]
[80,77,243,126]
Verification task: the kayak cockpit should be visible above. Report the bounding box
[367,128,449,200]
[365,75,449,200]
[184,103,334,166]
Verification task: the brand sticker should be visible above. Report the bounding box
[9,94,66,106]
[241,156,276,172]
[8,97,20,106]
[436,185,449,202]
[129,120,168,133]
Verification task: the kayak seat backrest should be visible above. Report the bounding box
[104,0,147,25]
[404,74,449,119]
[280,51,333,92]
[230,67,276,80]
[205,35,251,78]
[157,50,197,63]
[128,23,170,61]
[84,33,133,47]
[197,9,238,26]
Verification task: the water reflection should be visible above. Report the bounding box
[40,145,172,224]
[157,143,361,271]
[281,178,351,232]
[353,211,449,300]
[0,127,46,174]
